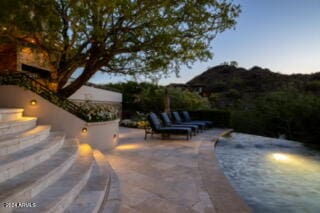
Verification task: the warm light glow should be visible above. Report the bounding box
[30,100,37,105]
[116,144,141,150]
[82,127,88,133]
[268,152,320,173]
[21,47,32,54]
[272,153,290,161]
[79,144,92,155]
[49,82,58,91]
[28,38,36,44]
[93,150,107,162]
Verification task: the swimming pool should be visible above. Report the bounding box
[215,133,320,213]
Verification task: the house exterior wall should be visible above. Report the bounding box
[69,85,122,103]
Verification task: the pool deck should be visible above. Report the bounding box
[103,127,251,213]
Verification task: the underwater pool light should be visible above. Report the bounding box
[272,153,289,161]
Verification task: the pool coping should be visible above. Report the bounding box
[198,129,252,213]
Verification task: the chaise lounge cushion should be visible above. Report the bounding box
[172,111,206,130]
[160,112,199,133]
[182,111,213,127]
[148,113,192,136]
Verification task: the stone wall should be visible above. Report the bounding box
[0,44,53,75]
[0,44,18,72]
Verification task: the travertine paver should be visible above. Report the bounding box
[104,127,229,213]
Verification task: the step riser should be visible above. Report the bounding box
[66,159,111,213]
[0,120,36,136]
[0,112,23,122]
[47,164,93,213]
[0,143,79,208]
[11,143,94,213]
[0,108,103,213]
[0,136,64,183]
[0,109,24,122]
[0,128,51,156]
[94,151,120,213]
[90,175,109,213]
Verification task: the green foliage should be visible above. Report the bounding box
[120,119,149,129]
[225,89,241,99]
[138,86,165,113]
[208,93,219,108]
[188,110,231,127]
[220,61,238,67]
[103,82,210,117]
[231,91,320,144]
[0,0,240,96]
[104,81,164,113]
[120,112,149,129]
[188,65,320,144]
[209,81,228,92]
[188,65,320,95]
[169,88,210,111]
[304,81,320,94]
[208,89,241,109]
[76,101,119,121]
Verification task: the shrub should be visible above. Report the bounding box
[105,82,210,116]
[169,88,210,111]
[188,110,231,127]
[231,91,320,144]
[76,101,119,121]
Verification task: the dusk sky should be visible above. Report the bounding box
[89,0,320,85]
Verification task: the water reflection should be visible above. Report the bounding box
[216,133,320,213]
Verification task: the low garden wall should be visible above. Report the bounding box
[0,85,122,151]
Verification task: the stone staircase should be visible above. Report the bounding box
[0,108,117,213]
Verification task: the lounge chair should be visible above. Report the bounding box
[146,112,192,140]
[172,111,206,131]
[181,111,213,128]
[160,112,199,135]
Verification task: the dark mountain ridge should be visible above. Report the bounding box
[187,65,320,94]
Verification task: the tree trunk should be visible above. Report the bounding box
[57,68,75,91]
[164,87,171,113]
[58,65,98,97]
[57,45,108,97]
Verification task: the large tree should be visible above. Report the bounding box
[0,0,240,97]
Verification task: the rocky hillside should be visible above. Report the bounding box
[187,65,320,94]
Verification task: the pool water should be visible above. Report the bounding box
[215,133,320,213]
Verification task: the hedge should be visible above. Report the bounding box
[188,110,231,127]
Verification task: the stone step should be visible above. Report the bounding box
[95,150,121,213]
[65,150,111,213]
[0,117,37,136]
[13,144,94,213]
[0,132,64,183]
[0,108,24,122]
[0,139,79,213]
[0,125,51,156]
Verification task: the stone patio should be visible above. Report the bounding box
[103,127,251,213]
